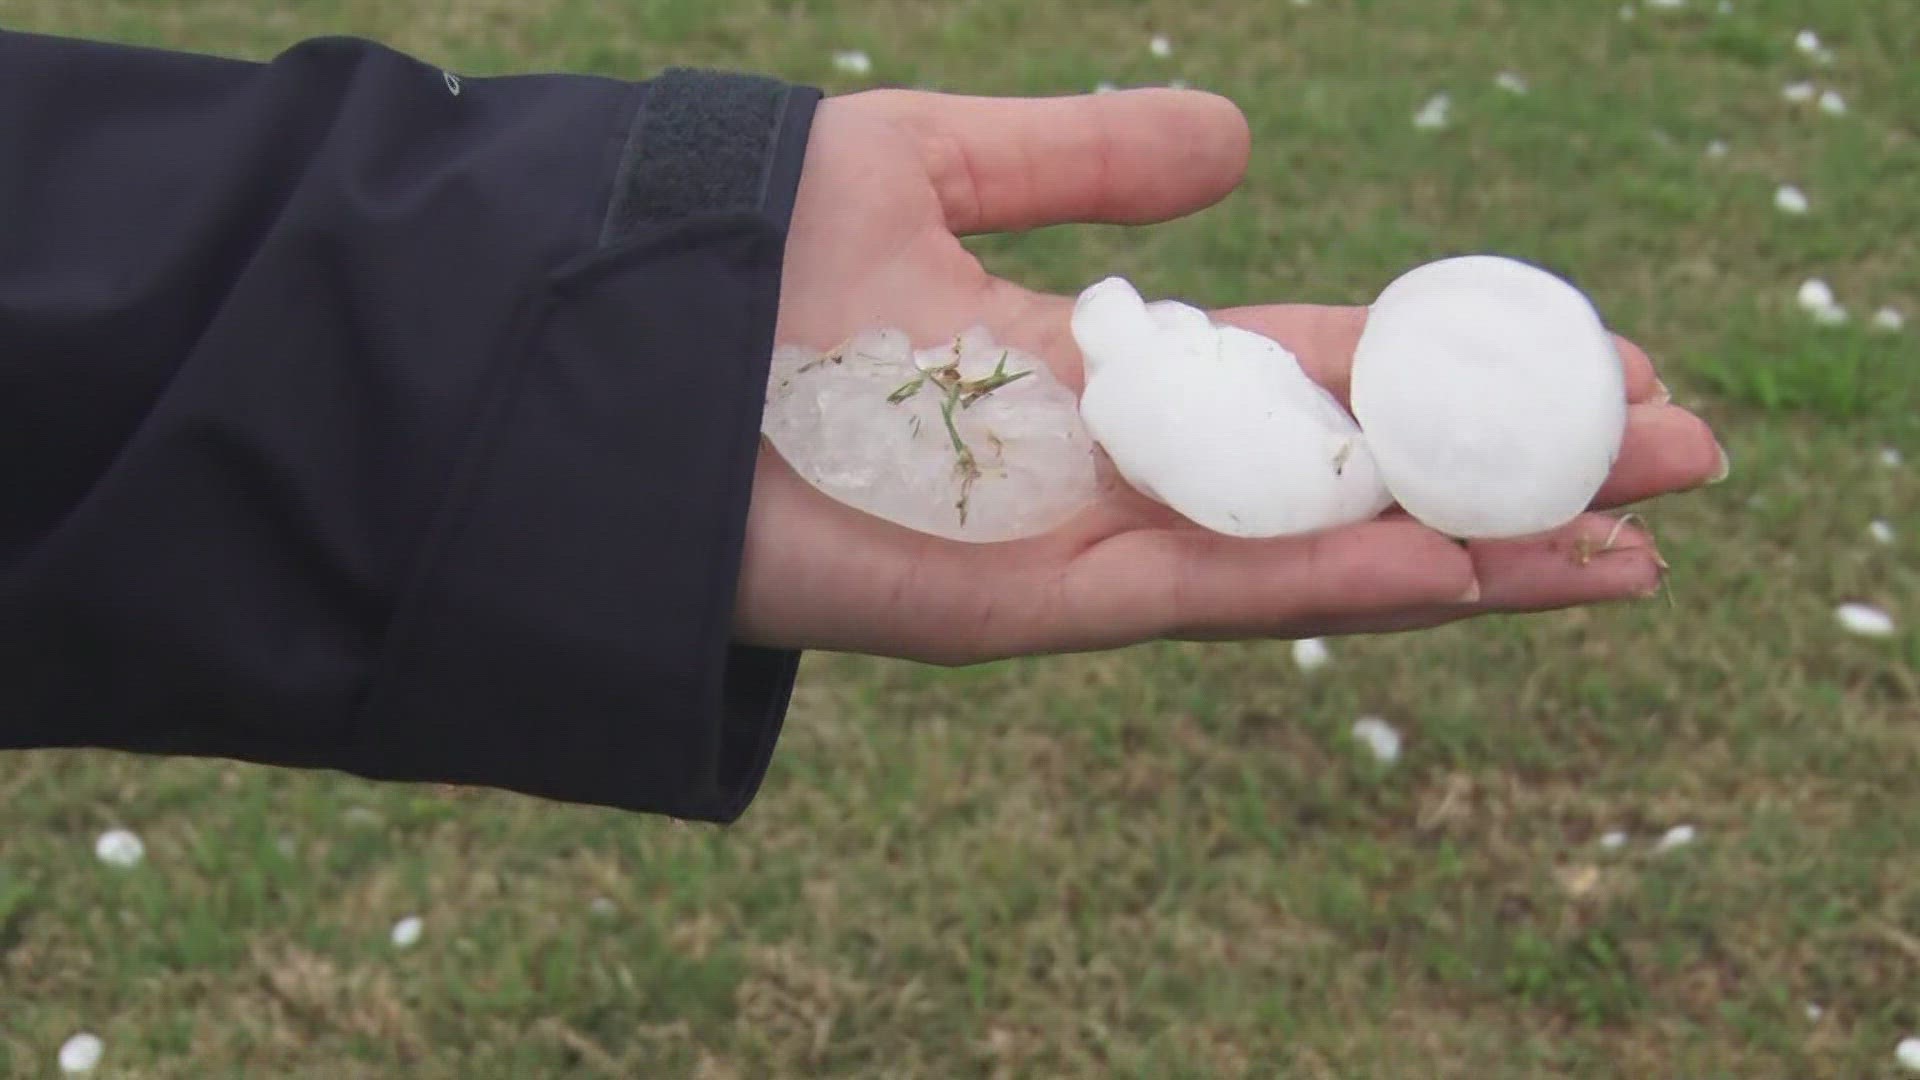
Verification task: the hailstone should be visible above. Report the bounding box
[1349,255,1628,539]
[1072,277,1392,538]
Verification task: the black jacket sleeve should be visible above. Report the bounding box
[0,29,818,822]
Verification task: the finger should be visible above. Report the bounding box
[1052,516,1481,650]
[1307,513,1667,636]
[1592,403,1727,508]
[1213,307,1665,404]
[863,87,1250,234]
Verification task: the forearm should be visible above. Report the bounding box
[0,29,815,820]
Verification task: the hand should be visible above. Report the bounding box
[736,88,1725,665]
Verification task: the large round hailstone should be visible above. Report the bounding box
[1073,278,1393,538]
[1349,255,1628,539]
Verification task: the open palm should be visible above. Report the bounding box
[737,88,1725,664]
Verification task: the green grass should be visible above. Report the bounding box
[4,0,1919,1076]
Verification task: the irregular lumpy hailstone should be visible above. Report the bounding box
[762,327,1097,542]
[1350,256,1628,539]
[1073,277,1392,538]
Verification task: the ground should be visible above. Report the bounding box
[2,0,1917,1076]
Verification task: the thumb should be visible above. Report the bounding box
[860,87,1251,235]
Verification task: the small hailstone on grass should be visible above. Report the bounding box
[1350,256,1627,539]
[1168,78,1189,90]
[59,1033,104,1075]
[1644,0,1684,9]
[1836,603,1896,638]
[1806,1002,1823,1020]
[1495,71,1529,95]
[1618,4,1635,19]
[1883,448,1904,467]
[1775,184,1810,214]
[1350,717,1402,764]
[1818,89,1847,115]
[1599,830,1629,850]
[1794,29,1822,55]
[1705,139,1729,158]
[1148,34,1173,58]
[1716,0,1732,12]
[589,897,617,917]
[1797,278,1848,324]
[1898,1037,1920,1072]
[1870,520,1895,545]
[1292,637,1331,672]
[1413,93,1451,130]
[1653,824,1696,852]
[1094,81,1117,94]
[1072,278,1391,538]
[390,915,424,948]
[831,50,872,76]
[94,828,144,868]
[1874,307,1906,331]
[1782,81,1817,104]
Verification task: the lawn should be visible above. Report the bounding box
[3,0,1917,1076]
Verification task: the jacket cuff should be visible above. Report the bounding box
[353,71,818,821]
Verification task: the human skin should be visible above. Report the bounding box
[735,88,1726,665]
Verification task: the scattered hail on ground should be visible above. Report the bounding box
[1148,33,1172,58]
[58,1033,103,1075]
[1797,278,1847,324]
[1494,71,1528,95]
[1350,717,1403,764]
[1654,824,1697,852]
[390,915,424,949]
[1818,89,1846,115]
[830,50,871,76]
[1413,93,1450,130]
[93,828,144,868]
[1782,81,1816,104]
[1599,830,1629,850]
[1869,520,1895,545]
[1292,637,1331,672]
[1873,307,1905,331]
[1775,184,1810,215]
[1835,603,1896,638]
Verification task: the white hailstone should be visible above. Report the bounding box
[1899,1037,1920,1072]
[1806,1002,1823,1020]
[764,326,1098,542]
[1495,71,1529,95]
[1882,447,1904,467]
[1819,89,1847,115]
[1349,256,1627,539]
[59,1033,104,1075]
[1705,139,1729,158]
[1644,0,1684,8]
[390,915,424,948]
[1413,93,1451,130]
[1775,184,1810,214]
[1350,717,1402,764]
[1292,637,1331,672]
[1599,830,1629,850]
[94,828,144,868]
[1073,279,1390,537]
[1716,0,1732,12]
[1836,603,1896,637]
[831,50,872,76]
[1794,29,1822,55]
[1168,79,1189,90]
[1870,520,1895,545]
[1654,824,1696,852]
[1874,307,1905,331]
[1797,278,1848,324]
[1094,81,1118,94]
[1782,81,1817,104]
[1619,4,1636,19]
[589,897,617,917]
[1149,34,1173,58]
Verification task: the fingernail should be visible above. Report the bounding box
[1457,578,1482,603]
[1708,444,1731,485]
[1650,380,1672,405]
